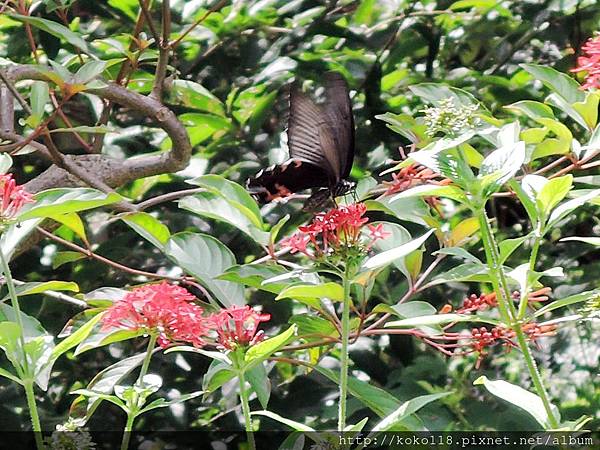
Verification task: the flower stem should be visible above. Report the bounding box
[517,229,542,319]
[24,380,44,450]
[136,334,157,386]
[338,267,352,431]
[476,211,514,324]
[119,333,157,450]
[238,370,256,450]
[514,324,560,428]
[477,208,559,429]
[120,414,135,450]
[0,248,43,447]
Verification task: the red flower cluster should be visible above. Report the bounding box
[571,35,600,90]
[383,164,451,196]
[101,281,213,348]
[457,293,497,314]
[456,287,551,314]
[0,173,34,221]
[210,305,271,351]
[280,203,390,257]
[468,323,556,368]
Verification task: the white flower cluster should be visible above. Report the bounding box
[421,97,480,137]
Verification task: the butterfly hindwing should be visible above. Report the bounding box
[247,159,330,203]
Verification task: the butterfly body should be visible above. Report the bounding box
[247,72,355,211]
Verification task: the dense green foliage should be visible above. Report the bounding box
[0,0,599,444]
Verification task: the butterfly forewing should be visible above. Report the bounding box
[287,89,337,182]
[323,72,355,179]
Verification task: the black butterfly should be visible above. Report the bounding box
[247,72,355,212]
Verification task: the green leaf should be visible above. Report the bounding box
[375,112,427,142]
[409,83,479,107]
[1,281,79,302]
[48,125,115,134]
[8,14,89,51]
[0,305,48,341]
[427,262,491,286]
[188,175,263,226]
[520,64,585,104]
[0,218,42,260]
[385,313,498,329]
[121,212,170,249]
[537,175,573,218]
[369,392,452,432]
[390,184,467,203]
[545,94,589,130]
[478,141,525,196]
[313,365,401,417]
[70,389,127,411]
[498,235,530,264]
[179,192,269,245]
[202,359,235,392]
[251,411,316,432]
[561,236,600,246]
[535,118,572,140]
[217,264,288,294]
[505,100,555,120]
[270,215,290,247]
[547,188,600,229]
[27,335,55,389]
[74,61,106,84]
[361,230,434,272]
[17,188,122,221]
[165,232,244,307]
[75,325,142,355]
[0,321,23,372]
[137,391,205,415]
[533,289,600,318]
[168,80,226,116]
[365,196,432,226]
[290,314,337,338]
[0,366,22,385]
[244,325,296,368]
[434,247,482,264]
[474,376,560,429]
[69,352,148,423]
[50,313,103,362]
[530,138,571,161]
[29,81,49,126]
[572,92,599,129]
[371,222,412,279]
[276,283,343,302]
[246,363,271,409]
[50,212,87,242]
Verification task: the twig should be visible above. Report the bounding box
[11,279,87,309]
[0,69,32,115]
[137,0,161,44]
[362,254,446,333]
[150,0,171,101]
[170,0,229,49]
[36,226,180,281]
[137,187,204,210]
[42,131,137,212]
[0,130,51,159]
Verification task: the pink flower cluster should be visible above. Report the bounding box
[280,203,390,257]
[101,282,271,351]
[571,35,600,90]
[210,305,271,351]
[0,173,34,221]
